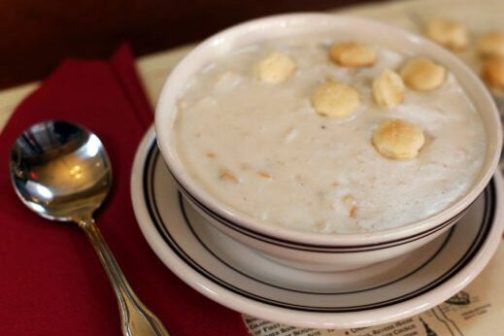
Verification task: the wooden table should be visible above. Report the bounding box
[0,0,388,89]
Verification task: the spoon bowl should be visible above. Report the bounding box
[11,120,112,222]
[10,120,169,336]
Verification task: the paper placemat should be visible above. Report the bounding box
[1,0,503,335]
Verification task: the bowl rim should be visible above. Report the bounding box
[155,13,502,246]
[174,171,468,250]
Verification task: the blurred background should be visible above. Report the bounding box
[0,0,387,89]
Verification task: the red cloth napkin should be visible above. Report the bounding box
[0,44,249,336]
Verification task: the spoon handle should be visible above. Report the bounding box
[79,218,170,336]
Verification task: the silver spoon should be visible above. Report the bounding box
[9,120,169,336]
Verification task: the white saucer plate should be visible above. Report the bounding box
[131,128,504,329]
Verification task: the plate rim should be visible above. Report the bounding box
[131,126,504,329]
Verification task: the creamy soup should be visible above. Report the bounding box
[173,35,486,233]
